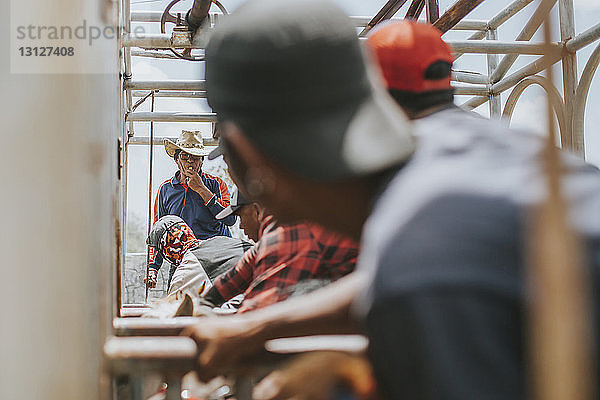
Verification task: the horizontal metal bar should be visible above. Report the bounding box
[104,336,197,374]
[452,83,489,96]
[452,70,489,84]
[126,112,217,122]
[566,22,600,52]
[123,34,190,49]
[130,49,185,60]
[449,40,561,55]
[128,136,218,146]
[120,307,150,318]
[131,90,207,98]
[130,12,488,31]
[105,335,369,376]
[130,11,224,22]
[131,11,164,22]
[125,34,562,55]
[131,12,390,27]
[125,80,206,91]
[114,317,199,336]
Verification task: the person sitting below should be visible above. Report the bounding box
[146,130,237,288]
[201,189,360,313]
[147,215,252,300]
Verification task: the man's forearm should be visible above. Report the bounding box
[242,272,366,341]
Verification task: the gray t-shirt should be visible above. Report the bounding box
[190,236,253,282]
[355,107,600,399]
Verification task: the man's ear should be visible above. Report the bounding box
[252,202,261,217]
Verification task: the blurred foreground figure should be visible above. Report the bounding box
[186,2,600,398]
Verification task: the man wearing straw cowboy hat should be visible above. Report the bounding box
[146,130,237,288]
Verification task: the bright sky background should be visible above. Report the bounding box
[125,0,600,250]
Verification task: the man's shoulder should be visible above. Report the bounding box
[158,177,176,195]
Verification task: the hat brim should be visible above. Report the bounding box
[164,138,212,157]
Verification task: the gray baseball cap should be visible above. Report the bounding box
[146,215,185,249]
[216,188,251,219]
[205,0,414,180]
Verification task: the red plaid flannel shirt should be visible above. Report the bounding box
[212,220,359,312]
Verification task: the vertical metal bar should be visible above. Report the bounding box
[426,0,439,23]
[186,0,212,30]
[359,0,409,37]
[528,3,594,400]
[144,92,155,304]
[558,0,579,153]
[121,0,132,311]
[572,43,600,155]
[432,0,485,33]
[486,29,502,118]
[405,0,425,20]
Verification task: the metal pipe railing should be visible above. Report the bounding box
[502,75,568,139]
[452,83,489,96]
[125,80,206,91]
[452,71,489,84]
[126,111,217,122]
[131,90,207,98]
[566,22,600,52]
[486,29,502,118]
[128,136,218,145]
[453,0,537,60]
[489,0,558,83]
[558,0,578,151]
[433,0,485,33]
[131,11,489,31]
[123,34,562,55]
[572,42,600,154]
[186,0,212,30]
[491,53,562,94]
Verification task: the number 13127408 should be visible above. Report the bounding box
[19,47,75,56]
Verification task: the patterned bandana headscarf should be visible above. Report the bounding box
[160,222,201,266]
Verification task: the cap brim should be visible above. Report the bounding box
[216,204,243,219]
[340,85,415,176]
[208,139,225,160]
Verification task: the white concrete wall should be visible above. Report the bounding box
[0,1,120,399]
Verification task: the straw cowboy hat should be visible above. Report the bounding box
[164,130,212,157]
